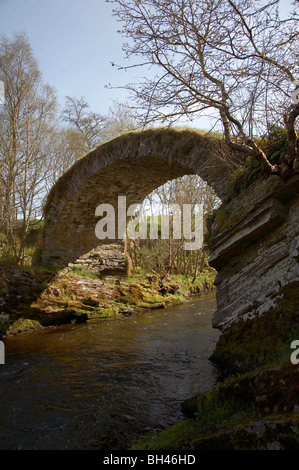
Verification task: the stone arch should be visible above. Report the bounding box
[41,127,238,267]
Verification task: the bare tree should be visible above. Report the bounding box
[0,32,58,264]
[102,101,141,141]
[42,126,80,195]
[62,97,141,158]
[62,96,106,155]
[109,0,299,175]
[129,175,219,276]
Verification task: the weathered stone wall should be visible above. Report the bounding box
[68,243,125,277]
[209,173,299,331]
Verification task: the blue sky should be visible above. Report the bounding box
[0,0,294,125]
[0,0,134,115]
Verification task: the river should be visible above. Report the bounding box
[0,293,221,450]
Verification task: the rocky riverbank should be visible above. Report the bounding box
[132,359,299,450]
[130,283,299,450]
[0,264,215,338]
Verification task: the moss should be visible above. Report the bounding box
[113,276,188,310]
[225,126,299,202]
[0,264,215,339]
[210,281,299,374]
[86,307,121,319]
[214,207,229,226]
[227,159,262,200]
[212,204,246,234]
[70,265,100,279]
[6,318,43,335]
[0,320,11,337]
[24,264,61,276]
[131,360,299,450]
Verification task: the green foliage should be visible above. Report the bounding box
[0,220,44,266]
[130,372,256,450]
[227,126,298,200]
[227,157,261,200]
[260,126,289,163]
[5,318,43,335]
[214,207,229,226]
[70,265,100,280]
[24,220,44,247]
[167,270,215,294]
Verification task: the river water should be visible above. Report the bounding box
[0,293,221,450]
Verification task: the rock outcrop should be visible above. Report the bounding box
[0,266,197,337]
[67,243,126,277]
[209,172,299,331]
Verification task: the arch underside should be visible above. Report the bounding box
[41,128,238,266]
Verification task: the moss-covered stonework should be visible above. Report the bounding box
[138,414,299,450]
[0,265,214,338]
[131,360,299,450]
[209,281,299,374]
[5,318,43,335]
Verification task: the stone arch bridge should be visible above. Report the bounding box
[41,127,238,269]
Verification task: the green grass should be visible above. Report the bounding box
[70,265,100,279]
